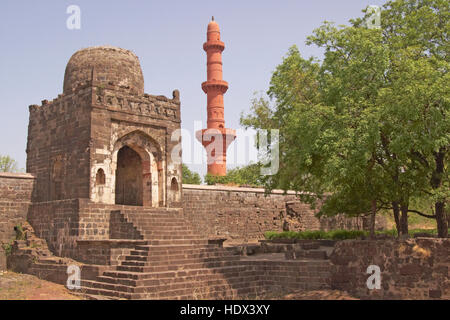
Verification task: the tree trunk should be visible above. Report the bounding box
[369,200,377,239]
[432,149,448,238]
[399,203,409,237]
[435,201,448,238]
[392,201,401,237]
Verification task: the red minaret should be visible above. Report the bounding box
[196,17,236,176]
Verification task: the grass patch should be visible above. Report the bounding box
[264,228,449,240]
[264,230,368,240]
[14,224,26,241]
[1,243,12,256]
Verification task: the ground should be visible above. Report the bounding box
[0,271,83,300]
[279,290,358,300]
[382,209,437,230]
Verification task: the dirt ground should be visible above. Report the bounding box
[0,271,83,300]
[279,290,358,300]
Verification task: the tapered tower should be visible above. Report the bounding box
[196,17,236,176]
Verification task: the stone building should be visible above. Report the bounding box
[26,46,182,208]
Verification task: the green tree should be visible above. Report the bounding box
[0,155,19,173]
[241,0,449,237]
[204,163,264,186]
[182,164,202,185]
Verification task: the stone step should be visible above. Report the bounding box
[82,274,263,297]
[120,215,186,222]
[285,249,329,260]
[104,265,251,280]
[78,284,243,300]
[138,235,204,240]
[133,241,217,250]
[97,270,260,287]
[140,229,195,234]
[130,223,193,228]
[126,250,235,262]
[77,286,138,300]
[129,239,211,246]
[132,244,222,254]
[124,221,189,226]
[120,255,240,267]
[116,259,240,273]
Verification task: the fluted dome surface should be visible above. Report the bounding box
[63,46,144,94]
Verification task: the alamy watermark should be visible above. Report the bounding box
[66,5,81,30]
[366,265,381,289]
[366,5,381,29]
[66,264,81,290]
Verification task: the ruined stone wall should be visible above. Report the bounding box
[330,238,449,299]
[27,199,81,258]
[182,184,374,243]
[182,185,295,242]
[27,88,92,202]
[0,173,35,271]
[183,184,386,241]
[0,173,35,245]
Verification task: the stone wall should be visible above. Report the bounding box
[27,88,92,202]
[27,199,130,259]
[0,173,35,271]
[330,238,449,299]
[27,200,176,263]
[27,199,81,258]
[182,184,376,243]
[0,246,5,271]
[0,173,35,245]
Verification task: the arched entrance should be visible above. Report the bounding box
[111,130,165,207]
[115,146,143,206]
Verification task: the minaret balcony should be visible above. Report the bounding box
[203,41,225,52]
[201,80,229,94]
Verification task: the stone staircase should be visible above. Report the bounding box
[78,208,261,299]
[76,208,332,299]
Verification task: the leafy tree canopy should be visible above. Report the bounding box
[240,0,449,237]
[205,163,265,187]
[0,155,19,173]
[182,164,202,185]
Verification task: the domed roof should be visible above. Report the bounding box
[63,46,144,95]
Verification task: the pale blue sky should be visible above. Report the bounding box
[0,0,386,176]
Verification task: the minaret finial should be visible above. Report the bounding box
[212,16,214,21]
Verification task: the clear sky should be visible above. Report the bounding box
[0,0,387,177]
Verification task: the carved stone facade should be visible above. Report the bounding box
[26,46,182,208]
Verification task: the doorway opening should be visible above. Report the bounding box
[115,146,143,206]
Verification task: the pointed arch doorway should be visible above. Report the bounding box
[115,146,143,206]
[112,130,165,207]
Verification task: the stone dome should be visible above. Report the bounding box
[63,46,144,95]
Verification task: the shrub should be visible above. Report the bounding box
[1,242,13,256]
[264,229,368,240]
[14,224,25,240]
[264,228,449,240]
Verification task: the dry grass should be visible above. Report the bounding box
[0,271,84,300]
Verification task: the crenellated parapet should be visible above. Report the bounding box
[28,87,92,122]
[93,86,181,123]
[28,86,180,124]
